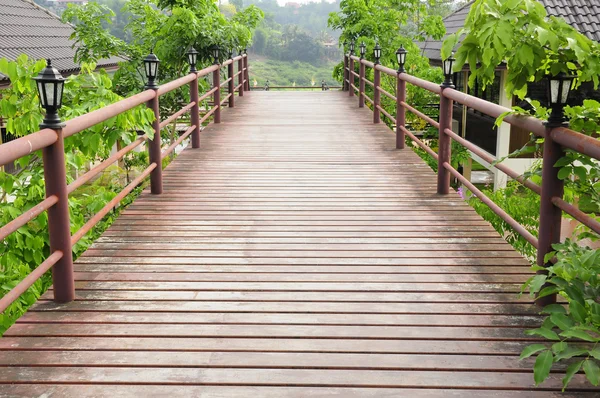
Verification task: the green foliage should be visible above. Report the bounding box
[249,59,338,87]
[521,240,600,389]
[466,182,541,259]
[0,56,154,335]
[442,0,600,99]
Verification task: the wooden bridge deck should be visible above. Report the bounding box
[1,91,598,396]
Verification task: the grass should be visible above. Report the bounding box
[248,58,340,88]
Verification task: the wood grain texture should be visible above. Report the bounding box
[2,91,596,396]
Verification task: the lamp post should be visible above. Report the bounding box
[546,72,575,127]
[373,42,381,65]
[359,41,366,59]
[211,45,220,64]
[442,52,455,88]
[396,45,407,73]
[34,59,66,129]
[143,51,160,89]
[186,47,198,73]
[349,40,355,55]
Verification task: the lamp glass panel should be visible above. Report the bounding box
[400,52,406,64]
[550,79,560,103]
[37,81,46,107]
[443,60,451,75]
[44,82,55,107]
[561,79,572,104]
[56,81,64,107]
[144,62,151,78]
[150,62,158,77]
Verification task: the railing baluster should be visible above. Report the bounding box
[190,73,200,148]
[536,128,564,306]
[373,66,381,123]
[244,56,250,92]
[437,89,453,194]
[147,92,163,194]
[349,56,354,97]
[343,55,349,91]
[238,57,244,97]
[359,59,365,108]
[213,66,221,124]
[228,61,235,108]
[42,128,74,303]
[396,74,406,149]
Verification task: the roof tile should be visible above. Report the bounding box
[0,0,120,82]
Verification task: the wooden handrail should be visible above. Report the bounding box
[0,55,251,310]
[344,53,600,306]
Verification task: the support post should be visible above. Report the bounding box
[228,61,235,108]
[535,128,564,306]
[213,67,221,124]
[244,56,250,91]
[348,57,354,97]
[437,89,453,194]
[396,74,406,149]
[343,55,349,91]
[42,129,74,303]
[190,73,200,148]
[358,60,365,108]
[147,93,163,194]
[238,58,244,97]
[373,67,381,123]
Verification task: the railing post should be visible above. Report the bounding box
[238,57,244,97]
[437,88,453,194]
[147,92,163,194]
[373,66,381,123]
[42,129,74,303]
[396,74,406,149]
[535,128,564,306]
[343,55,349,91]
[348,57,354,97]
[228,61,235,108]
[213,66,221,124]
[244,55,250,92]
[190,73,200,148]
[358,59,365,108]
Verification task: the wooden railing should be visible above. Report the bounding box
[0,54,249,311]
[344,53,600,306]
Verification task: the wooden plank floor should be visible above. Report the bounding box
[1,91,598,397]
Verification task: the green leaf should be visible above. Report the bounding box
[525,327,560,341]
[551,341,567,354]
[557,166,572,180]
[534,350,554,386]
[550,313,574,331]
[569,301,587,323]
[583,359,599,386]
[562,360,584,391]
[542,304,566,315]
[560,329,598,342]
[520,344,547,360]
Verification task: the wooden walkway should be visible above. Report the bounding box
[1,91,598,396]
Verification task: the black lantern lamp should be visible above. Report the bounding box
[396,45,407,73]
[349,40,355,55]
[186,47,199,72]
[359,41,366,59]
[211,45,220,64]
[442,52,455,88]
[243,48,248,55]
[34,59,66,129]
[143,51,160,89]
[373,42,382,65]
[546,72,575,127]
